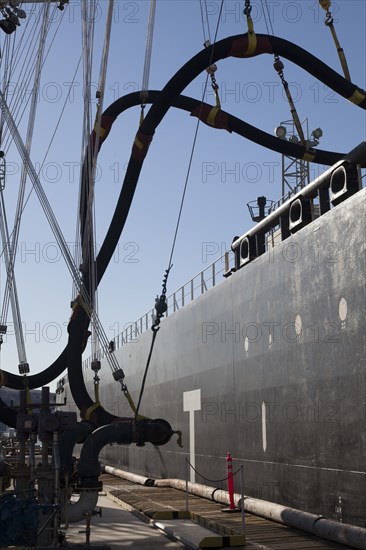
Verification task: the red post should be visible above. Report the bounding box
[226,452,235,510]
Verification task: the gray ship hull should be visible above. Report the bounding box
[63,187,366,527]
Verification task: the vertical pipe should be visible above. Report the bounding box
[42,442,48,466]
[185,457,188,512]
[224,251,229,274]
[240,465,245,535]
[53,431,61,541]
[19,440,26,467]
[29,432,36,485]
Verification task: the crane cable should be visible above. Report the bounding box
[0,2,52,374]
[1,4,64,154]
[318,0,350,81]
[1,12,42,150]
[88,0,115,365]
[201,0,221,109]
[140,0,156,124]
[0,88,123,386]
[79,0,96,274]
[260,0,306,145]
[87,0,115,406]
[134,0,225,420]
[0,3,54,376]
[243,0,256,55]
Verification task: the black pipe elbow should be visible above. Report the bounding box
[141,418,173,446]
[77,419,174,486]
[77,422,133,483]
[60,421,94,474]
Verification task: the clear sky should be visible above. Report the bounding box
[0,0,365,390]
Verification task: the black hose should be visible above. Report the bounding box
[1,33,364,425]
[92,34,366,284]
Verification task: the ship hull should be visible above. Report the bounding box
[63,188,366,527]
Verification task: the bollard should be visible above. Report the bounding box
[222,452,240,513]
[227,452,235,510]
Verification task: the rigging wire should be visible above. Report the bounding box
[0,2,52,369]
[0,188,27,365]
[260,0,306,143]
[1,4,61,153]
[0,10,76,268]
[199,0,212,45]
[318,0,350,81]
[167,0,224,273]
[87,0,115,362]
[140,0,156,105]
[0,86,123,380]
[262,0,275,36]
[0,13,41,149]
[134,0,225,418]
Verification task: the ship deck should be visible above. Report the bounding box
[68,473,356,550]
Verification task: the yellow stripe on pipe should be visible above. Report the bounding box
[348,89,366,106]
[244,32,257,56]
[303,150,316,162]
[134,136,144,150]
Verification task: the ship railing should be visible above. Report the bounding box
[58,147,366,386]
[110,250,235,350]
[73,250,235,373]
[165,251,234,316]
[267,180,306,214]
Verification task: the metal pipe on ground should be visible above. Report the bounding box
[102,465,366,550]
[102,465,154,486]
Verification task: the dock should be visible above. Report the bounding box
[66,473,355,549]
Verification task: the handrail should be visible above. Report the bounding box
[72,249,236,375]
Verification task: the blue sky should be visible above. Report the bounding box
[0,0,365,389]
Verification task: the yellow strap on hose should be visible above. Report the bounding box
[348,89,366,105]
[243,0,256,56]
[214,89,221,109]
[328,23,351,80]
[207,107,220,126]
[93,103,106,137]
[318,0,350,80]
[244,14,257,56]
[134,136,144,150]
[94,124,106,138]
[94,381,100,402]
[303,149,316,162]
[244,31,257,56]
[247,14,254,33]
[123,389,148,420]
[85,401,102,420]
[283,86,306,143]
[319,0,331,10]
[73,294,91,316]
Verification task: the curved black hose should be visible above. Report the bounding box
[92,33,366,284]
[66,303,131,425]
[1,348,68,390]
[1,33,364,425]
